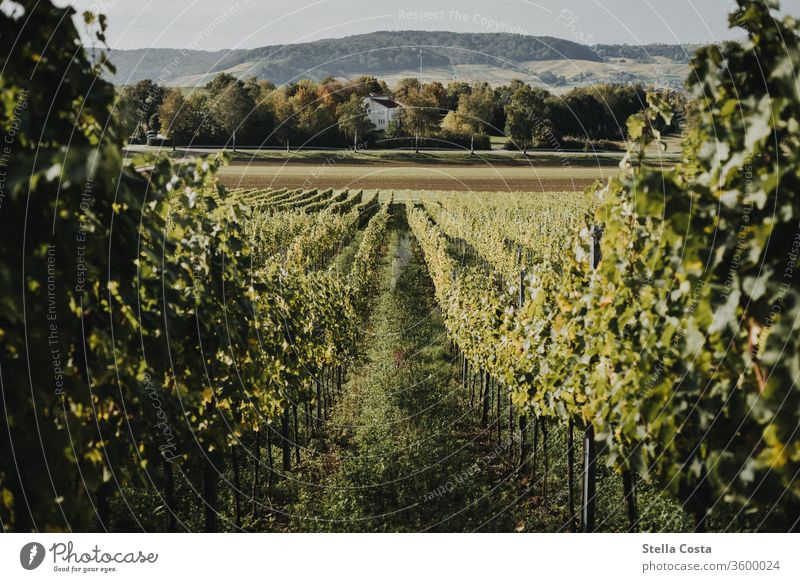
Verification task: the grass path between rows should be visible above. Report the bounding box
[283,206,694,532]
[287,209,520,532]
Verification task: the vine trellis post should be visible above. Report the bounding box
[582,225,603,533]
[516,246,529,469]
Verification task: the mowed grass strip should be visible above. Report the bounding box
[288,213,518,532]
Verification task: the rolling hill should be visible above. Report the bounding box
[105,30,693,89]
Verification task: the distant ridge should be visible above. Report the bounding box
[105,30,693,88]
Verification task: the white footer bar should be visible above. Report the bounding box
[1,533,796,581]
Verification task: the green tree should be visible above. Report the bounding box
[504,85,544,153]
[267,88,297,146]
[397,87,440,153]
[348,75,386,97]
[395,77,422,101]
[283,80,337,145]
[117,79,165,138]
[336,94,374,147]
[456,82,494,134]
[422,81,447,109]
[444,81,471,111]
[211,78,255,148]
[148,113,161,134]
[159,88,186,142]
[491,80,527,135]
[204,72,239,97]
[160,90,217,145]
[441,111,471,136]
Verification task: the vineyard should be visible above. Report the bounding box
[2,175,797,532]
[1,0,799,534]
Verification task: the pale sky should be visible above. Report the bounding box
[61,0,800,50]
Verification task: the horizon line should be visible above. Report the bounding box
[85,28,735,53]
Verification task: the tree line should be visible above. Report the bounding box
[118,73,688,151]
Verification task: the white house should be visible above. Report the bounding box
[363,94,402,131]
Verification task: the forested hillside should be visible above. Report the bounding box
[105,30,691,87]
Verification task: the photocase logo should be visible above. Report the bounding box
[20,542,46,570]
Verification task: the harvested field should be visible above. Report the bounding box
[217,162,611,192]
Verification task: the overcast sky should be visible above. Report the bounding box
[62,0,800,50]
